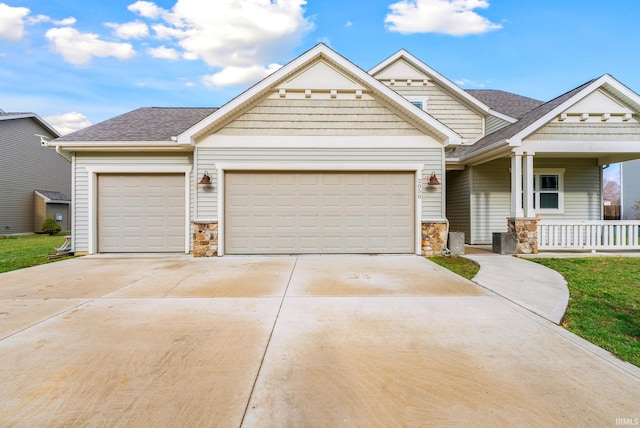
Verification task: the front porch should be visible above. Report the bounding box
[538,220,640,251]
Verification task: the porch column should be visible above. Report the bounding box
[523,152,535,218]
[510,153,523,217]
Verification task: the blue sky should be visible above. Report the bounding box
[1,0,640,137]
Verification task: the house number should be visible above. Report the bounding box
[417,178,422,199]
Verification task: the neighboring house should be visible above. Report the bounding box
[49,44,640,256]
[0,110,70,234]
[621,159,640,219]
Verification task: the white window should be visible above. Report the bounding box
[522,169,564,213]
[407,96,428,111]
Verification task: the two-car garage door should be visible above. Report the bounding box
[225,172,415,254]
[98,174,185,252]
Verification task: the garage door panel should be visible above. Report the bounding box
[98,174,185,253]
[225,172,414,254]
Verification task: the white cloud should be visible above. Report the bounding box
[385,0,502,36]
[128,0,166,19]
[54,17,77,26]
[106,20,149,39]
[203,63,282,87]
[44,112,92,136]
[45,27,136,65]
[147,45,179,60]
[344,21,353,28]
[0,3,30,41]
[136,0,312,86]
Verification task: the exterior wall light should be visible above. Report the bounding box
[198,171,212,186]
[428,172,441,185]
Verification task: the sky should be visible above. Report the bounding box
[1,0,640,137]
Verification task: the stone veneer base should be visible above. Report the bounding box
[421,222,447,257]
[507,217,538,254]
[192,222,218,257]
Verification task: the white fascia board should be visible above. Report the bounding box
[198,134,443,149]
[369,50,502,119]
[508,74,635,145]
[178,44,461,146]
[520,140,640,154]
[459,139,511,165]
[49,141,193,152]
[489,109,518,124]
[0,113,61,137]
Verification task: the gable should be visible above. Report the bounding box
[371,58,429,81]
[564,89,634,115]
[279,60,365,91]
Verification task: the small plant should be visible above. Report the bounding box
[41,217,61,236]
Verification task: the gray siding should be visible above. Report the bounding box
[469,158,602,243]
[195,146,444,222]
[217,98,423,136]
[73,153,192,253]
[470,160,511,244]
[486,115,511,135]
[529,121,640,140]
[387,83,484,142]
[622,159,640,219]
[446,169,471,242]
[0,118,69,234]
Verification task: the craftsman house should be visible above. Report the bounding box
[49,44,640,256]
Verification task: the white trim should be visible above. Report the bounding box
[216,165,424,256]
[198,135,443,148]
[517,140,640,154]
[533,168,565,214]
[177,44,461,146]
[84,165,193,254]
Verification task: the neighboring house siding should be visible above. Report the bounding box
[468,158,602,243]
[486,116,511,135]
[622,159,640,219]
[73,153,192,252]
[0,118,69,234]
[446,169,471,241]
[216,98,423,136]
[195,146,445,222]
[386,83,484,142]
[470,159,511,244]
[528,120,640,140]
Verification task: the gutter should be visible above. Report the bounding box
[37,134,72,162]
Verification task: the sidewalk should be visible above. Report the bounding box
[462,250,569,324]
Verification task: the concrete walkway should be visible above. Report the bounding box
[462,252,570,324]
[1,255,639,426]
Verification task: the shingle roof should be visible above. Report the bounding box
[55,107,217,142]
[466,90,544,119]
[451,79,597,160]
[35,190,71,202]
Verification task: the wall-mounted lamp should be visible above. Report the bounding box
[428,172,441,185]
[198,171,212,186]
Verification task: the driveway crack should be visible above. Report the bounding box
[239,255,298,427]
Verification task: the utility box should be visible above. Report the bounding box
[448,232,465,255]
[492,232,515,255]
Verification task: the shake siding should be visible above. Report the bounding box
[446,169,471,240]
[471,160,511,244]
[0,118,68,234]
[195,147,444,221]
[529,121,640,140]
[217,99,422,136]
[486,116,511,135]
[73,153,192,252]
[387,84,484,142]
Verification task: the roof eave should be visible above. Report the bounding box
[49,140,193,152]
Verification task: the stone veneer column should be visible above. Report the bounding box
[507,217,538,254]
[421,222,447,257]
[192,222,218,257]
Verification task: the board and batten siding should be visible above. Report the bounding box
[195,146,445,222]
[0,118,69,234]
[386,84,484,143]
[446,169,471,241]
[468,158,602,244]
[73,153,192,253]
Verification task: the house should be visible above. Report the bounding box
[49,44,640,256]
[0,110,70,234]
[621,159,640,220]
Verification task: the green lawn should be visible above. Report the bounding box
[0,234,72,273]
[431,254,640,367]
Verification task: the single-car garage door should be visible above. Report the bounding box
[225,172,414,254]
[98,174,185,252]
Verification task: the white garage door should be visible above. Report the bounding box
[98,174,185,252]
[225,172,414,254]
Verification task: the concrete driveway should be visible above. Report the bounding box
[1,255,638,426]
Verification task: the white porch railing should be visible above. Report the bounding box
[538,220,640,250]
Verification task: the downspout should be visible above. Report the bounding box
[55,145,73,163]
[37,135,72,163]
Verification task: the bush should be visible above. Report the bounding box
[41,217,61,236]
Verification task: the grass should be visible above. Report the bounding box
[529,257,640,367]
[0,233,72,273]
[429,255,479,281]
